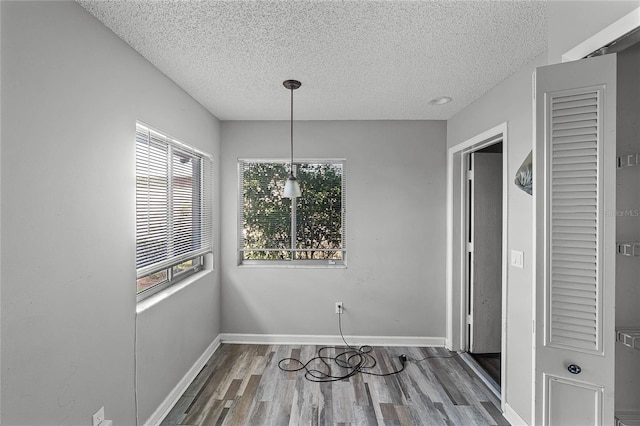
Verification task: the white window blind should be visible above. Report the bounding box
[136,124,213,279]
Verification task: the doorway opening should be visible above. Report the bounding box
[465,142,503,389]
[446,123,508,406]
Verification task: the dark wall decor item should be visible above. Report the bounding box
[515,150,533,195]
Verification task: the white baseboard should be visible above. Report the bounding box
[219,333,445,347]
[504,402,528,426]
[144,335,222,426]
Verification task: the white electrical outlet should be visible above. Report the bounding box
[335,302,343,314]
[92,406,105,426]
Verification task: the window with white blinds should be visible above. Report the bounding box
[136,123,213,299]
[238,159,346,265]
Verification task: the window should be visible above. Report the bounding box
[238,159,346,265]
[136,123,213,301]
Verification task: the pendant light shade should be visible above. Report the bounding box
[284,174,302,198]
[283,79,302,198]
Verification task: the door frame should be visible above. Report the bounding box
[562,6,640,63]
[446,122,509,407]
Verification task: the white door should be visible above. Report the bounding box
[534,54,617,425]
[469,152,503,353]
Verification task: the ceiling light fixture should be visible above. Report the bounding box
[428,96,452,106]
[283,79,302,198]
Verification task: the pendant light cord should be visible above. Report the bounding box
[290,86,294,176]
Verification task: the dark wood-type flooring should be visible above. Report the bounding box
[469,353,501,385]
[161,344,510,425]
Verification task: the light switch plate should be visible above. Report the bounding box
[511,250,524,269]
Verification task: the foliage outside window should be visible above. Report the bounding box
[239,160,346,265]
[136,123,213,301]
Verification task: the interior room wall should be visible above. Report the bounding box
[615,39,640,414]
[547,0,640,64]
[220,120,447,340]
[447,51,547,423]
[0,2,221,425]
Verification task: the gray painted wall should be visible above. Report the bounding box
[447,52,546,423]
[547,1,640,64]
[220,121,447,338]
[0,2,221,424]
[615,40,640,413]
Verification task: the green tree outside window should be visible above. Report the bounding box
[240,161,345,263]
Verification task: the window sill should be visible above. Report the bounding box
[238,263,347,269]
[136,268,213,314]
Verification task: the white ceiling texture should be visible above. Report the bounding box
[78,0,548,121]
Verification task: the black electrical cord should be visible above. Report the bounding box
[278,312,405,382]
[278,311,455,382]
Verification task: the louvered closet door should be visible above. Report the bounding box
[534,54,616,426]
[550,90,601,352]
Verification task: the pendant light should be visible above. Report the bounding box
[283,79,302,198]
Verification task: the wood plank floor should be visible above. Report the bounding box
[161,344,510,425]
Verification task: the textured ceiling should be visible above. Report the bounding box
[77,1,548,121]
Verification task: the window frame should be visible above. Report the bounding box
[136,122,213,302]
[238,158,347,267]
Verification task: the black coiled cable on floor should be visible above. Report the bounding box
[278,312,407,382]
